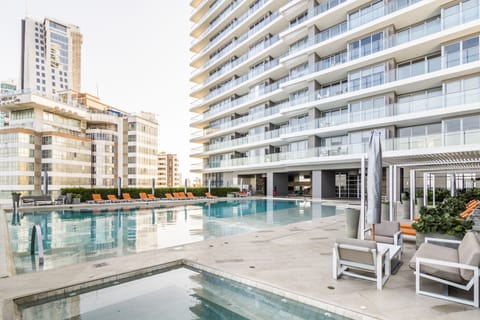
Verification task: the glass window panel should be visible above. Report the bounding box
[411,59,425,76]
[445,119,461,132]
[463,116,480,130]
[427,123,441,134]
[372,32,383,52]
[462,0,479,23]
[398,127,411,137]
[361,36,372,56]
[445,42,461,67]
[443,4,460,28]
[427,55,441,72]
[412,126,425,136]
[462,37,479,63]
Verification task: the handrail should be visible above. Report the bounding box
[30,224,44,265]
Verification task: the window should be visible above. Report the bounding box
[444,36,479,68]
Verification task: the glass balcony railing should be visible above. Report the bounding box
[314,0,347,17]
[202,34,280,85]
[194,0,276,67]
[198,128,480,169]
[202,0,275,53]
[194,86,480,154]
[195,58,279,105]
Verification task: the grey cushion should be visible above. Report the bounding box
[375,221,400,237]
[375,235,394,244]
[458,232,480,280]
[336,238,377,266]
[409,243,465,284]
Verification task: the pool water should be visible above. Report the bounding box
[7,199,339,273]
[17,267,350,320]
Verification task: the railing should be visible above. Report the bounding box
[199,128,480,169]
[203,34,280,84]
[195,0,276,67]
[196,58,279,105]
[194,87,480,154]
[314,0,347,17]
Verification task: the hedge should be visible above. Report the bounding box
[60,187,240,202]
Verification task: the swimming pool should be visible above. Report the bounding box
[7,199,339,273]
[17,266,351,320]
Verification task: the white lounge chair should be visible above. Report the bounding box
[409,231,480,307]
[333,238,390,290]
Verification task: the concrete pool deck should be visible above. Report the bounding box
[1,201,479,319]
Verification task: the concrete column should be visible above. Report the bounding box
[423,172,428,207]
[450,173,456,197]
[410,169,416,220]
[388,165,394,220]
[360,155,366,240]
[312,170,322,200]
[432,174,436,207]
[266,172,274,197]
[272,173,289,196]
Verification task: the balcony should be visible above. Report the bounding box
[197,128,480,170]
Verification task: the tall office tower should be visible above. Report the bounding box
[20,17,82,95]
[157,152,180,187]
[190,0,480,198]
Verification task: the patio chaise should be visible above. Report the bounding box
[409,231,480,307]
[139,192,150,201]
[205,192,218,198]
[187,192,200,199]
[107,194,124,202]
[122,193,136,202]
[333,238,390,290]
[90,194,109,203]
[165,193,176,200]
[147,193,159,200]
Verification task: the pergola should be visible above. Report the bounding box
[359,147,480,239]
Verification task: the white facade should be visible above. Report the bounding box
[190,0,480,198]
[20,17,82,95]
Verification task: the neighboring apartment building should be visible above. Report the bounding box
[20,17,82,94]
[157,152,180,187]
[190,0,480,198]
[0,91,159,200]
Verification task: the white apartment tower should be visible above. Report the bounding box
[157,152,181,187]
[20,17,82,94]
[190,0,480,199]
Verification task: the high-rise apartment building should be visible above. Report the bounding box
[20,17,82,94]
[190,0,480,198]
[157,152,180,187]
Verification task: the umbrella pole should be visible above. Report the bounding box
[372,224,375,241]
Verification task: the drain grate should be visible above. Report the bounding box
[93,262,108,268]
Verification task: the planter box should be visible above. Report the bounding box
[415,232,461,249]
[345,208,360,238]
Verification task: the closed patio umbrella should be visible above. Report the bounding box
[208,179,211,194]
[152,177,155,196]
[184,178,188,194]
[367,130,382,240]
[117,176,122,198]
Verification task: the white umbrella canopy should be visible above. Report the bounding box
[367,130,382,238]
[151,178,155,196]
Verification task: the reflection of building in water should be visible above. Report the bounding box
[126,209,159,253]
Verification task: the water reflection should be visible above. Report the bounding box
[7,200,338,273]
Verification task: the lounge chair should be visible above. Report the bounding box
[409,231,480,307]
[54,195,67,205]
[122,193,136,202]
[90,194,108,203]
[139,192,149,201]
[165,193,176,200]
[179,192,189,199]
[186,192,198,199]
[147,193,159,200]
[375,221,403,246]
[333,238,390,290]
[173,192,184,199]
[107,194,123,202]
[205,192,218,198]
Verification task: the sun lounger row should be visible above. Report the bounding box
[87,192,219,203]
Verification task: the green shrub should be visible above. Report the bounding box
[60,187,240,201]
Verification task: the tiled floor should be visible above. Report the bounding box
[0,209,479,319]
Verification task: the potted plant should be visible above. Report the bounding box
[72,194,81,204]
[412,198,474,248]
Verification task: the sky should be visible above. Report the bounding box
[0,0,197,181]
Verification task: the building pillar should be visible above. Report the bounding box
[423,172,428,207]
[266,172,274,197]
[312,170,322,200]
[450,173,456,197]
[410,169,416,220]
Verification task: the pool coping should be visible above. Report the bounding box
[10,258,376,320]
